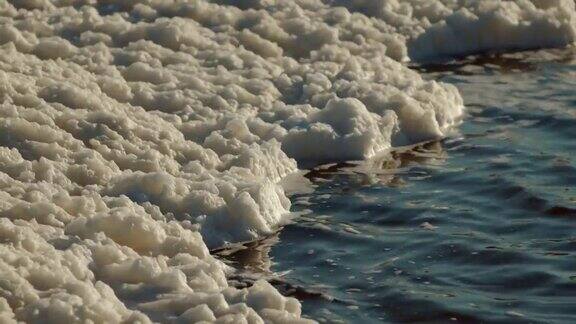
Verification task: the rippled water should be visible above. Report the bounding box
[218,49,576,323]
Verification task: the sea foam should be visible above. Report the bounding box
[0,0,572,322]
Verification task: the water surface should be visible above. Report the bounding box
[219,49,576,323]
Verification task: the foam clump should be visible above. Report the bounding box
[408,0,576,61]
[0,0,571,322]
[331,0,576,61]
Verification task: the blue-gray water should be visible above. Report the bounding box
[219,50,576,323]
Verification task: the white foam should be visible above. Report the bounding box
[408,0,576,61]
[0,0,570,322]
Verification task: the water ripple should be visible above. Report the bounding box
[219,50,576,323]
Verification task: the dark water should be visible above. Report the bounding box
[219,50,576,323]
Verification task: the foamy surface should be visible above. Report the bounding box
[0,1,573,323]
